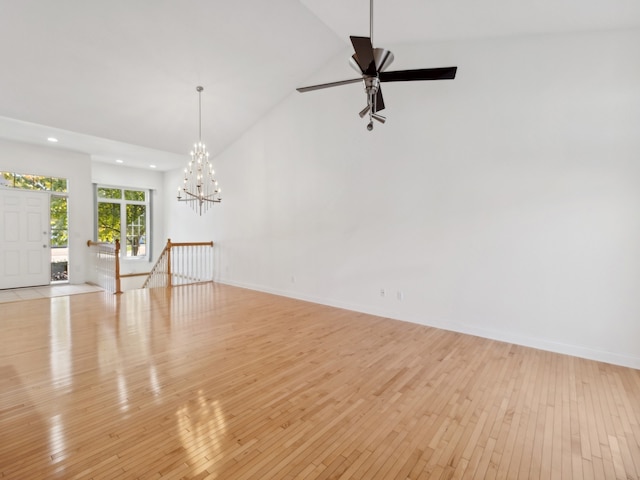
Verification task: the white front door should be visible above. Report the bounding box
[0,189,50,289]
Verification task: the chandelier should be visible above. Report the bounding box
[177,86,221,215]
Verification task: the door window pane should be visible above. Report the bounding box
[50,196,68,247]
[50,196,68,281]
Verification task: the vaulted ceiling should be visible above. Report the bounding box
[1,0,639,170]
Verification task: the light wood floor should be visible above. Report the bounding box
[1,283,639,479]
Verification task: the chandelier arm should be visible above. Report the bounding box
[178,191,221,203]
[202,194,221,201]
[178,190,203,201]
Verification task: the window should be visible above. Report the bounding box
[96,186,150,259]
[1,171,68,192]
[50,195,69,281]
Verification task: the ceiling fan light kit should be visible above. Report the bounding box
[297,0,457,130]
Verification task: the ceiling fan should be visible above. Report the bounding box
[297,0,457,131]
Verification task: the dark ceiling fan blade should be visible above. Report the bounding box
[375,88,385,113]
[379,66,457,82]
[350,36,376,75]
[296,77,362,93]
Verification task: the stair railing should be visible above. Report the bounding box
[86,239,122,293]
[142,239,214,289]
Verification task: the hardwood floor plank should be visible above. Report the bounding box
[0,283,639,479]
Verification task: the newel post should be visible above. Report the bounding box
[166,238,172,287]
[114,239,122,294]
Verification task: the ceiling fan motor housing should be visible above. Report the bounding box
[364,76,380,95]
[350,48,395,75]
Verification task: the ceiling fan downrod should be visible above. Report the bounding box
[370,0,374,45]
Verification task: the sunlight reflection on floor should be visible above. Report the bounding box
[177,390,228,471]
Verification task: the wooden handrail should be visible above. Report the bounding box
[87,240,117,248]
[167,241,214,248]
[119,272,150,278]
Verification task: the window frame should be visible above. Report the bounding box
[95,184,151,261]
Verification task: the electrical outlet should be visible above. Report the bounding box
[397,291,403,300]
[291,275,296,284]
[380,288,386,297]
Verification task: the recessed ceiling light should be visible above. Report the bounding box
[150,165,157,169]
[47,137,58,143]
[116,159,124,164]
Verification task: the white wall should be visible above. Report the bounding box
[0,138,93,284]
[165,28,640,369]
[164,171,221,244]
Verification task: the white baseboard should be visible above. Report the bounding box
[420,317,640,371]
[217,278,640,371]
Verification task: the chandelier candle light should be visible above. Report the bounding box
[177,86,221,215]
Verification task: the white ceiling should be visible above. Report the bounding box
[301,0,640,44]
[1,0,639,171]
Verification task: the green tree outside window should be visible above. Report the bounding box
[96,186,149,258]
